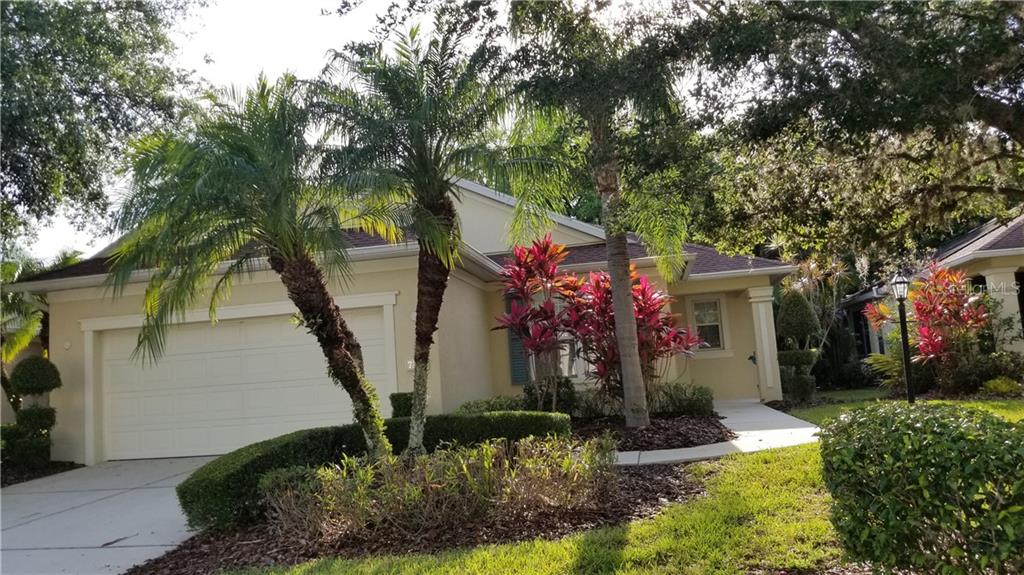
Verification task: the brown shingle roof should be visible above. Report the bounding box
[487,240,790,276]
[15,229,397,284]
[935,213,1024,266]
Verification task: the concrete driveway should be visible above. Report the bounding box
[1,457,212,575]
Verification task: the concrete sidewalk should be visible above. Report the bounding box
[617,400,819,465]
[1,456,212,575]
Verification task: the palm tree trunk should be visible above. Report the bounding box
[407,197,457,455]
[269,252,391,460]
[590,119,650,428]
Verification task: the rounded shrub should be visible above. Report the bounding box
[776,290,819,348]
[177,411,571,529]
[16,406,56,432]
[820,403,1024,574]
[10,356,62,395]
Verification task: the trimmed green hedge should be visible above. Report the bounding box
[1,424,50,468]
[389,392,413,417]
[455,395,526,414]
[821,403,1024,574]
[177,411,571,530]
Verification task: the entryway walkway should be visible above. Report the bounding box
[1,456,212,575]
[616,400,819,465]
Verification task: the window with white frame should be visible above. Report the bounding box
[689,296,727,351]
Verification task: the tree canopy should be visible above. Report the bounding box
[687,1,1024,265]
[0,0,195,246]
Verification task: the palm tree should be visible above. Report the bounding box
[510,2,693,428]
[108,75,398,460]
[315,15,552,454]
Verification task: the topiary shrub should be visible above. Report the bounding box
[455,395,526,414]
[776,349,817,367]
[776,290,820,349]
[15,406,56,432]
[820,403,1024,574]
[389,392,413,418]
[778,350,818,404]
[780,372,815,403]
[9,356,62,396]
[177,411,571,529]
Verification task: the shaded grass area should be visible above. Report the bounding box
[231,443,840,575]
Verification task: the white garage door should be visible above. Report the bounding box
[101,307,393,460]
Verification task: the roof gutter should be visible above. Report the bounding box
[685,264,797,281]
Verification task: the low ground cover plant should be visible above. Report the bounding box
[981,376,1023,397]
[820,403,1024,574]
[177,411,570,529]
[260,435,616,542]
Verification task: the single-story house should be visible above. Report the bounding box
[845,213,1024,357]
[9,180,793,465]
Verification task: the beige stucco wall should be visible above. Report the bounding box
[456,189,600,254]
[669,275,773,400]
[436,272,500,412]
[44,257,450,463]
[955,254,1024,278]
[486,266,779,402]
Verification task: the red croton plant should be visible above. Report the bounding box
[865,263,989,362]
[496,235,702,410]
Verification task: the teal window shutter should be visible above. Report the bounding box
[505,297,530,385]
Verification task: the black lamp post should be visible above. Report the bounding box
[890,273,915,404]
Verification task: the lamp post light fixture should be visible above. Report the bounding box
[890,273,915,404]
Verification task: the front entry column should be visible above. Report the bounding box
[747,287,783,402]
[981,267,1024,354]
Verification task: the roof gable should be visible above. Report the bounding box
[453,180,603,253]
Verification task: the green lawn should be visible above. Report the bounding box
[791,388,1024,426]
[234,443,840,575]
[233,397,1024,575]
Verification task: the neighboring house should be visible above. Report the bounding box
[9,180,793,465]
[845,213,1024,357]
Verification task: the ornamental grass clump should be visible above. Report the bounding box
[259,435,616,542]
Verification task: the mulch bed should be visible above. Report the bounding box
[125,463,703,575]
[573,414,736,451]
[1,461,83,487]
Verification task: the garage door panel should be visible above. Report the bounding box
[102,308,393,459]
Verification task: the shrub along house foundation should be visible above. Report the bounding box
[10,180,793,465]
